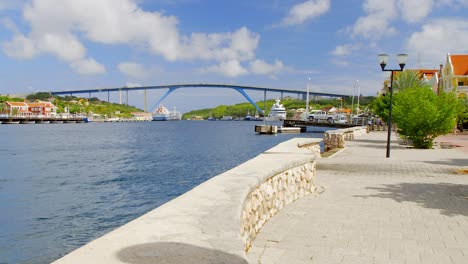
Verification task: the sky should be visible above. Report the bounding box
[1,0,468,112]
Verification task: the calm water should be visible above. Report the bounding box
[0,121,323,263]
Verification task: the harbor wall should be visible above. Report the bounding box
[52,138,321,264]
[323,126,368,151]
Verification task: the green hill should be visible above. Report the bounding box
[1,93,143,118]
[182,96,368,119]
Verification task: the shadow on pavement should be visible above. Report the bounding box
[422,158,468,167]
[355,182,468,217]
[117,242,248,264]
[353,139,388,144]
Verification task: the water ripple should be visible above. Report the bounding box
[0,121,321,263]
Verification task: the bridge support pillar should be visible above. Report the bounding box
[150,88,178,112]
[234,88,264,115]
[144,89,147,112]
[126,90,129,105]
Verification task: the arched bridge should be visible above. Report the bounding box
[50,83,348,114]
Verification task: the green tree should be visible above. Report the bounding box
[26,92,53,101]
[393,87,459,149]
[456,97,468,131]
[370,94,391,123]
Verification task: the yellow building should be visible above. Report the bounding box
[442,53,468,99]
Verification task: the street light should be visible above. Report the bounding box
[378,53,408,158]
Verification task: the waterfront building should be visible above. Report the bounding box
[441,53,468,99]
[5,101,57,116]
[131,112,152,121]
[4,101,30,116]
[27,101,57,116]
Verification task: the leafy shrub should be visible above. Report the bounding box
[393,87,458,148]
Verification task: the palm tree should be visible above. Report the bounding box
[393,70,427,92]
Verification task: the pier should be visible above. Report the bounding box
[0,115,87,124]
[283,119,358,129]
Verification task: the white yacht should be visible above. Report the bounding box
[266,98,287,121]
[153,105,181,121]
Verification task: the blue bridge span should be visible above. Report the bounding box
[50,83,348,114]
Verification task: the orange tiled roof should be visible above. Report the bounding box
[6,101,28,107]
[405,69,438,80]
[28,102,54,107]
[450,54,468,75]
[419,69,438,80]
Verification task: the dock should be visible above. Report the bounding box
[0,116,87,124]
[283,119,358,128]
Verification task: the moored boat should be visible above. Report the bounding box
[36,120,50,124]
[266,98,287,121]
[152,105,181,121]
[2,121,20,124]
[221,116,233,121]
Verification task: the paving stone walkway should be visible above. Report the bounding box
[247,131,468,264]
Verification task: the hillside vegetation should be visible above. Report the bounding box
[1,92,143,118]
[182,96,375,119]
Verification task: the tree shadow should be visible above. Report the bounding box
[422,159,468,167]
[117,242,248,264]
[353,139,388,144]
[350,138,408,150]
[355,182,468,217]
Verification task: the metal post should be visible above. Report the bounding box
[144,89,147,112]
[126,90,129,105]
[263,90,267,125]
[351,80,357,115]
[107,91,110,103]
[386,71,394,158]
[306,78,310,118]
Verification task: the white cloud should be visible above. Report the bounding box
[406,18,468,67]
[71,58,106,75]
[2,0,261,75]
[118,62,150,79]
[350,0,397,39]
[181,27,259,61]
[282,0,331,26]
[249,59,285,76]
[331,44,354,56]
[202,60,248,77]
[397,0,433,23]
[37,33,86,61]
[2,33,37,59]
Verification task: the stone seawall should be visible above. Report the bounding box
[323,126,368,151]
[53,138,321,264]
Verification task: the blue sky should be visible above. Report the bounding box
[1,0,468,112]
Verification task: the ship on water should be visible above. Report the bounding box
[266,98,287,121]
[152,105,182,121]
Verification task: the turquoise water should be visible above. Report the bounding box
[0,121,323,263]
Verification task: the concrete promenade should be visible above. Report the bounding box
[247,131,468,264]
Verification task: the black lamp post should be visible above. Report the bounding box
[378,53,408,158]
